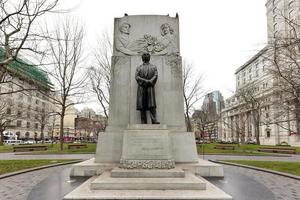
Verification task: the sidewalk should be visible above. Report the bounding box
[204,154,300,162]
[0,153,94,160]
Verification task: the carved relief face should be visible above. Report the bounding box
[119,23,131,34]
[162,26,170,35]
[160,23,174,36]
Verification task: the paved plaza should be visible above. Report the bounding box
[0,153,299,200]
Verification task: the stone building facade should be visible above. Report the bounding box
[220,0,300,146]
[0,55,55,141]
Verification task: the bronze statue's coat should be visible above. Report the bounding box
[135,63,158,110]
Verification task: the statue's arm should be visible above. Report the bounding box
[115,39,137,56]
[149,67,158,85]
[135,68,148,86]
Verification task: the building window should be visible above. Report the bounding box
[35,123,39,129]
[6,108,11,114]
[17,120,22,127]
[26,122,30,128]
[266,130,271,138]
[27,112,30,118]
[17,111,22,117]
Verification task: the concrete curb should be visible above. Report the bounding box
[198,153,291,157]
[210,159,300,181]
[0,160,82,179]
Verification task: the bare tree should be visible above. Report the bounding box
[193,109,209,141]
[35,108,55,144]
[0,96,27,145]
[0,0,59,72]
[0,100,13,145]
[236,86,266,145]
[222,112,250,144]
[88,32,112,119]
[182,61,204,132]
[44,19,87,150]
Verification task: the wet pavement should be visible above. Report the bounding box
[23,165,300,200]
[0,153,299,200]
[204,154,300,162]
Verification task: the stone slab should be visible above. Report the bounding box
[70,158,118,177]
[90,171,205,190]
[95,131,124,163]
[111,167,185,178]
[170,132,199,163]
[64,176,232,200]
[121,127,173,161]
[69,158,224,177]
[127,124,168,130]
[177,159,224,177]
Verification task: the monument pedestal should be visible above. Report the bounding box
[65,124,231,199]
[119,124,175,169]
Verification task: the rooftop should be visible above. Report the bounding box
[0,48,52,89]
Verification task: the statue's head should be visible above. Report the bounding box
[160,23,174,36]
[142,53,150,63]
[119,23,131,34]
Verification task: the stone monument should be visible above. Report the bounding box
[64,14,232,200]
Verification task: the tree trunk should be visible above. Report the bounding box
[255,123,260,145]
[185,113,192,132]
[40,125,45,144]
[0,129,4,146]
[59,110,65,151]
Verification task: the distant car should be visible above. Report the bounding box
[24,140,36,144]
[4,140,23,145]
[246,140,257,144]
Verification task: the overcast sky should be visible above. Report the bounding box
[54,0,268,112]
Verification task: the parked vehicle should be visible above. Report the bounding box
[4,140,23,145]
[23,140,36,144]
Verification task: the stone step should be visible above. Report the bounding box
[110,167,185,178]
[64,176,232,200]
[91,171,206,190]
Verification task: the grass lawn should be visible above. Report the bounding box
[0,159,77,175]
[221,160,300,176]
[0,143,97,154]
[197,143,300,155]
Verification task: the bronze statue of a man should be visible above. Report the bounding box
[135,53,160,124]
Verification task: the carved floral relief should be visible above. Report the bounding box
[115,23,179,56]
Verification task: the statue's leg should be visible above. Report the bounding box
[141,110,147,124]
[150,108,160,124]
